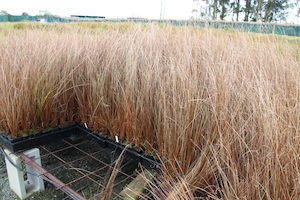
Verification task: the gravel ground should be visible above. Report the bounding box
[0,154,19,200]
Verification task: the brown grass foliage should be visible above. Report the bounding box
[0,23,299,199]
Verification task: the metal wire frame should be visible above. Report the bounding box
[17,135,144,200]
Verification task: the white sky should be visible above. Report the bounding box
[1,0,299,23]
[1,0,193,19]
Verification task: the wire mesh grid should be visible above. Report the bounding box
[20,134,147,200]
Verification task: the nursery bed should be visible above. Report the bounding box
[1,136,150,199]
[0,124,160,199]
[0,123,161,172]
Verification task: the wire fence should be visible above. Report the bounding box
[0,14,299,37]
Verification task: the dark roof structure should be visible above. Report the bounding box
[70,15,105,19]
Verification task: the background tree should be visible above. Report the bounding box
[22,12,29,16]
[253,0,264,21]
[199,0,292,22]
[263,0,290,22]
[220,0,231,20]
[38,10,53,17]
[232,0,242,21]
[212,0,219,19]
[0,10,9,15]
[244,0,254,21]
[294,0,299,23]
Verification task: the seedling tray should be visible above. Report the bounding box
[0,123,161,171]
[77,124,161,171]
[0,124,78,153]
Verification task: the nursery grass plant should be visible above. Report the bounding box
[0,22,299,199]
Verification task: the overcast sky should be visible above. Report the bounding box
[1,0,299,23]
[1,0,193,19]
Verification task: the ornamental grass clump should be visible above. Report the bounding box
[0,23,299,199]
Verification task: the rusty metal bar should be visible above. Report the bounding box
[63,139,137,180]
[38,148,104,174]
[62,139,138,199]
[64,165,107,187]
[28,139,89,163]
[19,152,87,200]
[14,136,141,200]
[41,144,125,199]
[40,145,106,188]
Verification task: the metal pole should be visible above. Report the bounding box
[160,0,164,19]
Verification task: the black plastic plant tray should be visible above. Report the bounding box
[0,124,78,153]
[77,124,162,171]
[0,123,161,172]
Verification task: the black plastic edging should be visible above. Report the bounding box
[0,123,161,172]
